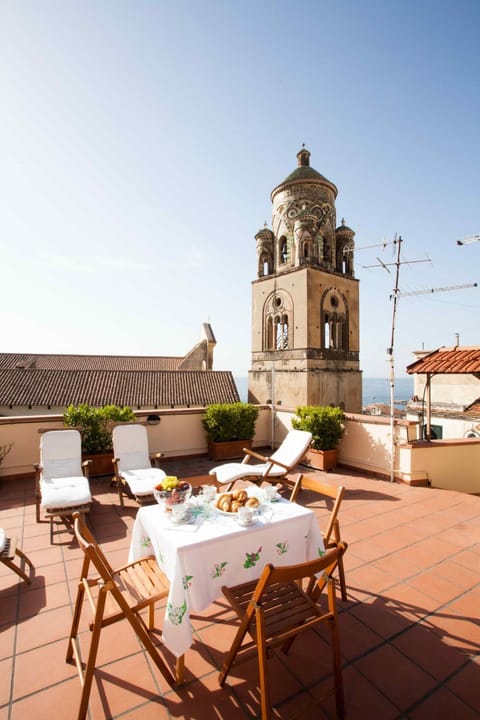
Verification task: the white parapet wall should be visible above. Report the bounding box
[1,406,479,493]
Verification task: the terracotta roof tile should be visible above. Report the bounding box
[0,353,182,371]
[0,369,240,409]
[406,346,480,375]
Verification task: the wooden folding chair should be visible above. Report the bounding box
[66,512,178,720]
[289,474,347,600]
[219,543,347,720]
[0,530,34,585]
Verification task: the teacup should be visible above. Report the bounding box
[237,506,254,525]
[201,484,217,502]
[171,502,187,522]
[263,485,278,501]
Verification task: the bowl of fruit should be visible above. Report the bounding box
[153,476,192,512]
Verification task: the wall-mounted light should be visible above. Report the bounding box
[147,414,161,425]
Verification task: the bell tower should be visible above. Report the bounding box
[248,147,362,412]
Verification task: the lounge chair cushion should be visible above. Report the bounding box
[120,468,166,497]
[0,528,5,552]
[211,462,282,486]
[40,476,92,510]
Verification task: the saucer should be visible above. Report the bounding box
[237,517,256,527]
[170,511,192,525]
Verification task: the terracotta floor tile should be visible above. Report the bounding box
[348,594,416,640]
[15,604,73,653]
[338,610,384,660]
[0,657,13,707]
[162,674,249,720]
[12,638,77,700]
[354,643,437,711]
[0,624,15,662]
[317,665,400,720]
[406,570,471,605]
[0,593,19,626]
[9,677,86,720]
[451,547,480,573]
[2,466,480,719]
[445,588,480,618]
[428,610,480,653]
[445,661,480,713]
[17,580,69,620]
[392,624,468,680]
[408,685,479,719]
[344,562,397,597]
[86,652,171,720]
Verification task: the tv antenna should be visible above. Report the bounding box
[456,234,480,246]
[367,234,477,481]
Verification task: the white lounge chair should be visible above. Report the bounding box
[112,423,166,505]
[209,429,312,491]
[34,429,92,543]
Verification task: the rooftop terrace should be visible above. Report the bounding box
[1,458,479,719]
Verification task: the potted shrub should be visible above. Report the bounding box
[202,402,259,460]
[291,405,345,471]
[64,404,136,476]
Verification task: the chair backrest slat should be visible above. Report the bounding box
[251,544,345,604]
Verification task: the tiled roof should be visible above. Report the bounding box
[0,353,183,371]
[406,346,480,375]
[0,369,240,408]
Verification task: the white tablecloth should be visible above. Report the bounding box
[128,493,325,657]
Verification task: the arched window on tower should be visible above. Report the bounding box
[323,311,347,349]
[279,237,288,264]
[263,291,293,351]
[258,252,272,277]
[303,241,311,260]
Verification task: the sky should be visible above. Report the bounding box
[1,0,479,382]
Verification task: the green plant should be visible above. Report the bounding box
[0,442,13,466]
[202,402,259,443]
[291,406,345,451]
[63,404,136,454]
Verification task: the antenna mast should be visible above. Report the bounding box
[368,235,477,481]
[388,236,403,482]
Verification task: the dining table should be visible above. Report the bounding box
[128,486,325,660]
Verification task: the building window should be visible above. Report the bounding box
[280,237,288,264]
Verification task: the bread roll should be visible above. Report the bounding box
[245,496,260,508]
[217,493,232,512]
[231,501,242,513]
[232,489,248,503]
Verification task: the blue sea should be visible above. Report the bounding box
[234,376,413,407]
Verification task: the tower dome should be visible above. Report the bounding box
[271,145,338,201]
[269,147,339,272]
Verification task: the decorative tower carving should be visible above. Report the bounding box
[248,147,362,412]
